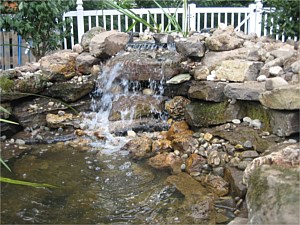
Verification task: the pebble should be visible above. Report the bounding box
[242,116,252,124]
[174,150,180,156]
[15,139,26,145]
[127,130,136,137]
[204,132,213,141]
[180,164,186,171]
[257,75,267,82]
[232,119,241,124]
[224,123,231,130]
[249,119,262,129]
[190,172,201,177]
[243,140,253,149]
[240,150,259,159]
[58,110,65,116]
[48,101,55,107]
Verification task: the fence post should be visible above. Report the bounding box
[76,0,84,44]
[188,3,197,32]
[248,0,263,36]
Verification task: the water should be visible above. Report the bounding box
[1,144,184,224]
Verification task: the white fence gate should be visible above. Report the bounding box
[63,0,287,49]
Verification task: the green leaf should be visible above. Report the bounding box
[0,177,57,189]
[0,118,19,125]
[0,157,11,172]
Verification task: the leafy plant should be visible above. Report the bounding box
[0,0,76,61]
[263,0,299,39]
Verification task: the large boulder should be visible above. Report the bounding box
[75,52,101,75]
[106,50,184,81]
[188,81,227,102]
[215,60,264,82]
[41,74,95,102]
[109,95,164,121]
[185,101,241,127]
[89,30,129,58]
[259,85,300,110]
[80,27,106,51]
[40,50,78,81]
[176,36,206,58]
[224,81,265,101]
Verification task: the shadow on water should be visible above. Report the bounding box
[1,144,185,224]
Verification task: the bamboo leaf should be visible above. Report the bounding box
[0,106,11,115]
[0,118,19,125]
[0,177,57,189]
[0,157,11,172]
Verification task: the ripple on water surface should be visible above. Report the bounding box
[1,144,184,224]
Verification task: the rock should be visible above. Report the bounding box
[109,95,164,121]
[193,65,210,80]
[165,173,215,224]
[164,81,192,97]
[240,150,259,159]
[227,217,248,225]
[176,37,206,58]
[215,60,263,82]
[270,48,295,59]
[196,174,229,197]
[269,66,284,76]
[259,85,300,109]
[46,113,76,128]
[122,135,153,160]
[257,75,267,82]
[259,57,285,76]
[164,96,191,120]
[72,44,83,54]
[206,125,274,153]
[186,153,207,173]
[188,81,227,102]
[107,51,184,81]
[265,77,288,90]
[153,33,174,44]
[205,32,244,51]
[269,109,299,136]
[80,27,106,51]
[166,73,191,84]
[202,47,249,70]
[243,143,299,186]
[246,164,300,224]
[148,152,182,173]
[224,166,247,198]
[0,70,48,102]
[166,121,190,140]
[224,81,265,101]
[172,135,199,153]
[152,139,172,153]
[185,101,242,127]
[75,52,101,75]
[40,50,78,81]
[291,60,300,74]
[42,74,95,102]
[208,150,222,167]
[89,30,129,58]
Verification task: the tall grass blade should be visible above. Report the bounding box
[0,177,57,188]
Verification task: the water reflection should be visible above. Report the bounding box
[1,144,183,224]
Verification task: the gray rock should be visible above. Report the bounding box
[188,81,227,102]
[205,33,244,51]
[224,81,265,101]
[259,85,300,109]
[166,74,191,84]
[269,66,284,76]
[227,217,248,225]
[291,60,300,74]
[75,52,101,75]
[216,60,263,82]
[89,30,129,58]
[246,164,300,224]
[193,65,210,80]
[80,27,106,51]
[224,166,247,198]
[269,109,299,136]
[176,37,206,58]
[240,150,259,159]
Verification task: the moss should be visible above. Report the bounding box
[238,101,272,132]
[0,76,14,92]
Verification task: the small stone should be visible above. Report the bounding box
[237,161,250,170]
[15,139,25,145]
[269,66,284,76]
[243,140,253,149]
[181,153,189,159]
[243,117,252,123]
[190,171,201,177]
[249,119,262,129]
[224,123,231,130]
[213,166,225,177]
[58,110,65,116]
[9,139,15,144]
[235,144,244,150]
[180,163,186,171]
[48,101,55,107]
[232,119,241,124]
[127,130,136,137]
[166,74,191,84]
[174,150,180,156]
[240,150,259,159]
[142,88,155,95]
[204,132,213,141]
[257,75,267,82]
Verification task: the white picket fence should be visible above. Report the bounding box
[63,0,297,49]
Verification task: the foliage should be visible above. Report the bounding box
[0,177,57,188]
[0,0,76,61]
[0,76,14,92]
[263,0,300,39]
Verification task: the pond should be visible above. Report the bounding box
[1,143,188,224]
